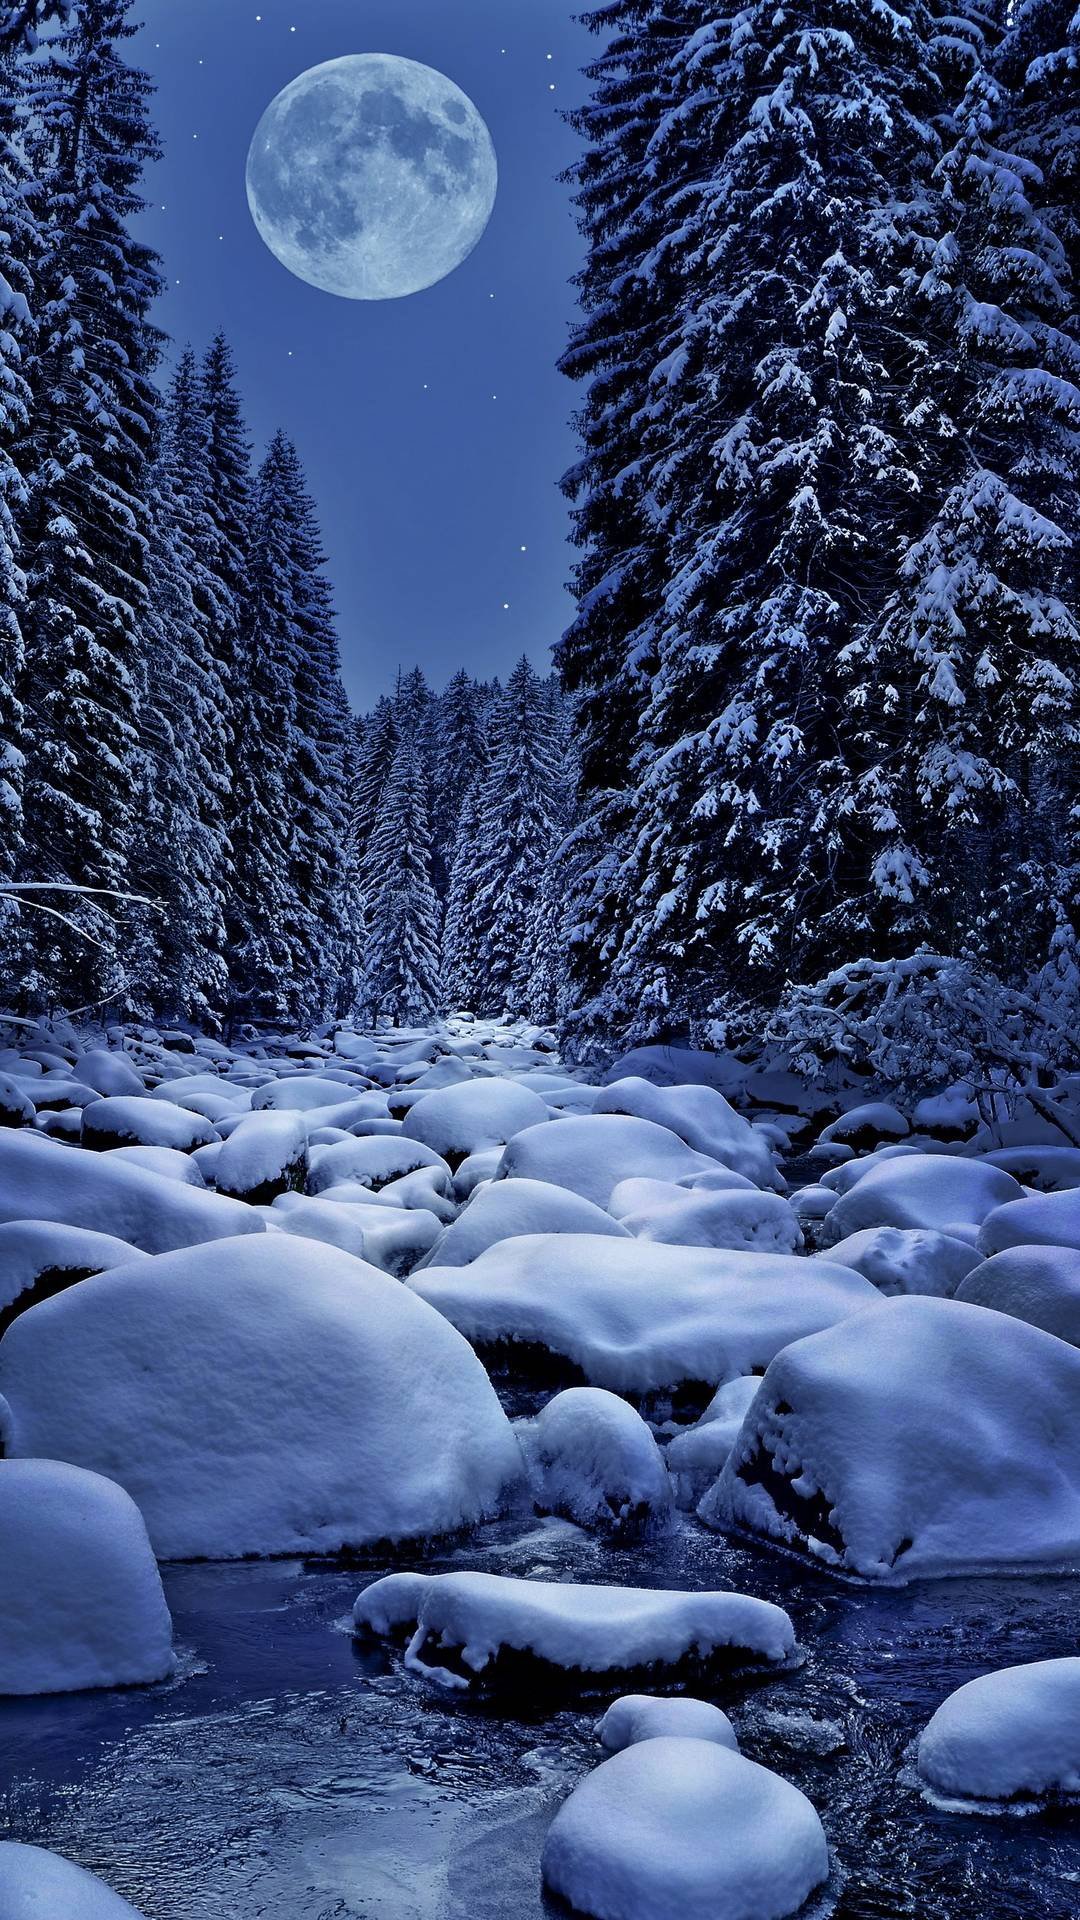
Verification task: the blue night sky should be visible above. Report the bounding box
[132,0,599,708]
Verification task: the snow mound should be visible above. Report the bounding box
[820,1103,909,1150]
[703,1296,1080,1580]
[81,1095,216,1152]
[495,1115,727,1210]
[354,1571,794,1691]
[76,1049,145,1097]
[0,1221,146,1329]
[105,1144,207,1185]
[0,1844,148,1918]
[595,1077,778,1188]
[980,1147,1080,1192]
[541,1738,828,1920]
[824,1155,1022,1246]
[617,1186,802,1254]
[0,1236,522,1559]
[251,1074,370,1112]
[412,1235,879,1396]
[598,1694,738,1753]
[307,1133,451,1198]
[214,1109,308,1204]
[271,1191,442,1277]
[665,1377,762,1511]
[978,1188,1080,1255]
[518,1387,672,1537]
[917,1658,1080,1805]
[402,1079,550,1164]
[0,1460,173,1694]
[420,1178,629,1268]
[0,1072,34,1126]
[0,1131,264,1253]
[955,1245,1080,1345]
[823,1227,981,1298]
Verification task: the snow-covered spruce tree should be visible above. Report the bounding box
[441,768,486,1012]
[12,0,164,1009]
[356,720,443,1027]
[557,0,705,1051]
[432,668,488,890]
[350,692,398,945]
[136,349,234,1024]
[200,331,253,787]
[0,1,69,48]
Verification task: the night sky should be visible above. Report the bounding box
[132,0,599,708]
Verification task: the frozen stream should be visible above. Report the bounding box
[3,1515,1080,1919]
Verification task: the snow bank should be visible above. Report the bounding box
[307,1133,451,1198]
[598,1694,738,1753]
[823,1227,981,1298]
[419,1178,629,1268]
[0,1221,146,1327]
[0,1460,173,1694]
[214,1109,308,1203]
[412,1235,878,1395]
[917,1659,1080,1805]
[955,1246,1080,1345]
[0,1131,264,1253]
[494,1115,727,1210]
[541,1738,829,1920]
[518,1387,672,1537]
[354,1571,794,1690]
[704,1296,1080,1580]
[0,1845,148,1919]
[81,1095,216,1153]
[402,1078,550,1163]
[616,1186,802,1254]
[978,1188,1080,1255]
[824,1155,1022,1246]
[595,1077,778,1188]
[0,1236,522,1559]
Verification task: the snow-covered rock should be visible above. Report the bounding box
[955,1245,1080,1345]
[419,1178,630,1268]
[541,1738,828,1920]
[518,1388,672,1537]
[0,1460,173,1694]
[917,1659,1080,1805]
[598,1694,738,1753]
[494,1114,728,1210]
[820,1103,910,1151]
[978,1188,1080,1255]
[80,1095,216,1153]
[251,1074,371,1112]
[824,1155,1022,1246]
[703,1295,1080,1580]
[76,1048,145,1098]
[402,1078,550,1165]
[0,1236,522,1559]
[307,1133,451,1198]
[105,1144,207,1185]
[616,1186,802,1254]
[0,1131,264,1253]
[354,1571,794,1691]
[0,1844,148,1918]
[823,1227,981,1298]
[0,1221,146,1332]
[665,1377,762,1511]
[980,1147,1080,1192]
[271,1191,442,1277]
[595,1077,778,1188]
[412,1235,879,1397]
[0,1071,34,1126]
[213,1109,308,1204]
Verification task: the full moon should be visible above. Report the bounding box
[246,54,498,301]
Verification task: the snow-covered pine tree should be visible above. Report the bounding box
[351,693,398,938]
[441,768,486,1013]
[200,331,252,791]
[356,720,443,1027]
[0,1,69,48]
[432,668,487,890]
[12,0,164,1009]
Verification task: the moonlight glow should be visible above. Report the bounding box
[245,54,498,301]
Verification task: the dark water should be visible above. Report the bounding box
[2,1515,1080,1919]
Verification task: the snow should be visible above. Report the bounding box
[0,1459,174,1694]
[0,1071,34,1125]
[0,1844,149,1918]
[598,1694,739,1753]
[494,1114,740,1210]
[594,1077,779,1188]
[411,1235,879,1395]
[665,1377,763,1510]
[80,1095,216,1153]
[541,1737,829,1920]
[214,1109,308,1203]
[401,1078,550,1162]
[703,1296,1080,1580]
[980,1147,1080,1192]
[518,1387,672,1536]
[0,1235,523,1559]
[271,1191,442,1277]
[251,1074,374,1112]
[978,1189,1080,1255]
[822,1227,982,1298]
[955,1246,1080,1345]
[418,1177,630,1267]
[917,1659,1080,1805]
[820,1103,910,1148]
[824,1155,1023,1246]
[0,1220,146,1319]
[104,1145,207,1185]
[0,1130,265,1253]
[615,1185,802,1253]
[76,1049,146,1098]
[307,1133,452,1198]
[353,1571,795,1688]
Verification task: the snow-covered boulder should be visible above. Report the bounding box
[518,1388,672,1538]
[354,1571,794,1692]
[594,1077,778,1188]
[616,1186,802,1254]
[819,1103,909,1152]
[824,1155,1022,1247]
[0,1221,146,1335]
[76,1048,145,1098]
[955,1245,1080,1345]
[541,1738,828,1920]
[402,1078,549,1166]
[823,1227,981,1298]
[917,1659,1080,1806]
[214,1109,308,1204]
[271,1191,442,1277]
[0,1131,264,1253]
[419,1178,630,1268]
[601,1045,742,1094]
[0,1460,173,1694]
[664,1377,762,1511]
[80,1095,215,1153]
[0,1071,34,1127]
[251,1074,369,1112]
[702,1296,1080,1580]
[412,1236,878,1397]
[495,1115,738,1211]
[105,1144,207,1185]
[980,1147,1080,1192]
[307,1133,451,1198]
[0,1236,523,1559]
[0,1845,148,1919]
[598,1694,738,1753]
[978,1188,1080,1256]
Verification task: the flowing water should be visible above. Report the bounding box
[2,1512,1080,1919]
